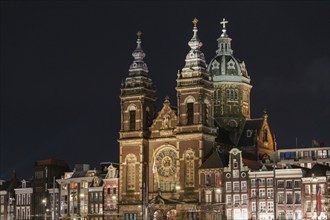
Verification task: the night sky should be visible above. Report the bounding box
[1,1,329,179]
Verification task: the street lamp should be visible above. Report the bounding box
[42,198,47,220]
[256,178,261,220]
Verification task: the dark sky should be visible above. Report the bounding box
[1,1,329,179]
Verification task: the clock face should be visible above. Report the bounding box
[156,149,177,177]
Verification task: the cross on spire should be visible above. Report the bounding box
[192,17,199,27]
[220,18,228,29]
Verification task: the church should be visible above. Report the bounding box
[118,18,276,220]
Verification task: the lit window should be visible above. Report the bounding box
[267,189,273,199]
[226,195,232,205]
[241,181,247,191]
[233,182,240,191]
[205,191,212,203]
[233,194,240,205]
[241,194,247,204]
[267,202,273,212]
[226,182,232,192]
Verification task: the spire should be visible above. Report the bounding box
[181,18,207,75]
[129,31,149,77]
[132,31,145,61]
[188,18,202,50]
[216,18,233,55]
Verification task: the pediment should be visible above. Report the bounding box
[150,97,178,137]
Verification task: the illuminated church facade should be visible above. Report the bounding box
[118,18,276,220]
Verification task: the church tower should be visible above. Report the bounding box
[176,18,217,160]
[118,32,156,216]
[208,19,252,133]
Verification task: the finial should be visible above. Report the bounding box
[220,18,229,37]
[263,109,268,119]
[131,30,145,61]
[137,31,142,39]
[192,17,199,27]
[220,18,228,29]
[188,17,202,50]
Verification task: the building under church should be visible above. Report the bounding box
[118,18,276,220]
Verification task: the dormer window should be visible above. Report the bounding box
[246,129,253,138]
[263,128,268,142]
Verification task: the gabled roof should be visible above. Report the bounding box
[306,163,330,177]
[199,150,229,169]
[216,126,235,146]
[241,159,263,171]
[237,118,264,146]
[0,177,20,193]
[71,171,88,178]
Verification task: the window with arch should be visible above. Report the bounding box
[185,150,195,187]
[125,154,136,191]
[128,105,136,131]
[185,97,195,125]
[226,89,239,101]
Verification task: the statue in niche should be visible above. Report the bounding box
[162,114,170,129]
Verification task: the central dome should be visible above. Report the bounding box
[207,19,250,84]
[208,54,250,83]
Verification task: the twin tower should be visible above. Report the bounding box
[120,18,251,138]
[117,18,261,216]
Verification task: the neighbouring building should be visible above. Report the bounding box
[14,179,33,220]
[276,147,330,169]
[118,18,276,220]
[0,171,19,220]
[47,185,60,219]
[199,149,228,219]
[224,148,258,220]
[301,164,330,220]
[57,164,103,219]
[101,163,119,220]
[32,159,70,219]
[275,168,303,220]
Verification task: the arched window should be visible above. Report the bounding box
[185,150,195,187]
[234,89,238,100]
[126,154,136,191]
[128,105,136,131]
[185,96,195,125]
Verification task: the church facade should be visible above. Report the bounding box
[118,18,276,220]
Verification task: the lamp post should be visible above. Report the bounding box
[42,198,47,220]
[256,178,261,220]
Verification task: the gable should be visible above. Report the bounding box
[150,98,178,138]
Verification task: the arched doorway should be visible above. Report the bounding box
[166,209,177,220]
[153,209,164,220]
